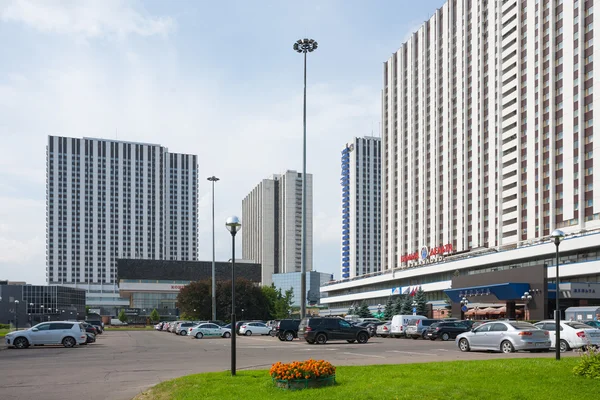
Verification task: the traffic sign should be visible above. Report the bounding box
[461,305,468,312]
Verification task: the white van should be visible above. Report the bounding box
[359,318,382,324]
[110,318,128,326]
[390,315,427,338]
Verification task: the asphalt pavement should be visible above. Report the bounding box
[0,331,577,400]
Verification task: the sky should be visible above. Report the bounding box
[0,0,446,284]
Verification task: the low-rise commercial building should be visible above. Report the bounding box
[117,258,261,319]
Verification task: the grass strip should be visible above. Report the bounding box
[134,358,592,400]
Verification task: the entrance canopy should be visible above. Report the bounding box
[445,283,530,303]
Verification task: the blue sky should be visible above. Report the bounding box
[0,0,446,284]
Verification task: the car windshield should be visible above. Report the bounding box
[566,322,594,329]
[429,323,439,329]
[509,322,539,330]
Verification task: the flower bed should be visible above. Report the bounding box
[270,359,336,390]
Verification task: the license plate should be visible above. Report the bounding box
[535,342,545,347]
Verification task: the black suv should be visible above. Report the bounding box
[425,321,469,341]
[298,317,370,344]
[275,319,300,341]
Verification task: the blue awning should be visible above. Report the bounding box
[342,273,350,278]
[342,267,350,273]
[342,262,349,267]
[444,283,531,302]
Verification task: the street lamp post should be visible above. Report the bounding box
[551,229,565,360]
[521,291,533,321]
[226,216,241,376]
[14,300,19,330]
[293,38,318,320]
[208,176,220,321]
[377,303,382,318]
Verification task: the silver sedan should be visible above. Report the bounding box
[456,321,551,353]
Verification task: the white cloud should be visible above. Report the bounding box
[0,23,379,282]
[0,0,174,39]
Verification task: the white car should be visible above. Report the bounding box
[188,323,231,339]
[238,322,275,336]
[533,320,600,352]
[5,321,88,349]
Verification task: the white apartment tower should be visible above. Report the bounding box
[341,137,382,279]
[382,0,600,272]
[46,136,198,294]
[242,170,313,285]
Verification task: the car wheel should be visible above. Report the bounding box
[245,330,252,336]
[62,336,76,348]
[195,332,203,339]
[421,332,427,340]
[223,332,231,338]
[441,332,450,341]
[501,340,515,354]
[269,330,276,337]
[315,333,327,344]
[180,330,187,336]
[347,339,356,343]
[284,331,295,341]
[278,334,286,341]
[306,339,315,344]
[559,340,569,353]
[357,332,369,344]
[412,336,418,340]
[13,337,28,349]
[459,338,470,352]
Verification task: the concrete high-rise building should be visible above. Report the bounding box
[242,170,313,285]
[46,136,198,309]
[381,0,600,272]
[341,137,381,279]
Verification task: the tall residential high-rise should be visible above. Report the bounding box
[381,0,600,272]
[341,137,381,279]
[242,170,313,285]
[46,136,198,303]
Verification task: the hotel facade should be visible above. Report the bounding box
[46,136,198,311]
[322,0,600,317]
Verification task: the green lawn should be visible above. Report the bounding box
[104,326,154,331]
[0,328,13,338]
[135,358,594,400]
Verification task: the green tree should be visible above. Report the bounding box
[118,309,128,323]
[275,287,294,319]
[393,295,404,315]
[384,297,395,320]
[414,287,428,316]
[85,305,91,315]
[150,309,160,323]
[401,295,412,315]
[357,300,372,318]
[212,278,272,322]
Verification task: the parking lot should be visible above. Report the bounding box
[0,330,578,400]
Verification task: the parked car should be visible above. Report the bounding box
[376,322,392,337]
[189,323,231,339]
[238,322,275,336]
[176,322,197,336]
[110,319,128,326]
[533,320,600,352]
[84,332,96,344]
[275,319,301,341]
[81,322,98,335]
[584,320,600,329]
[366,321,387,337]
[425,321,469,341]
[298,317,370,344]
[85,319,104,332]
[457,321,551,353]
[5,321,87,349]
[406,319,441,339]
[390,315,427,338]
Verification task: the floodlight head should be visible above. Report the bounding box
[292,38,318,54]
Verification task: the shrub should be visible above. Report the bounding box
[0,323,10,330]
[573,346,600,379]
[270,359,335,381]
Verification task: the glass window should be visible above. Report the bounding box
[491,323,508,332]
[474,324,491,333]
[34,323,51,331]
[339,320,351,328]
